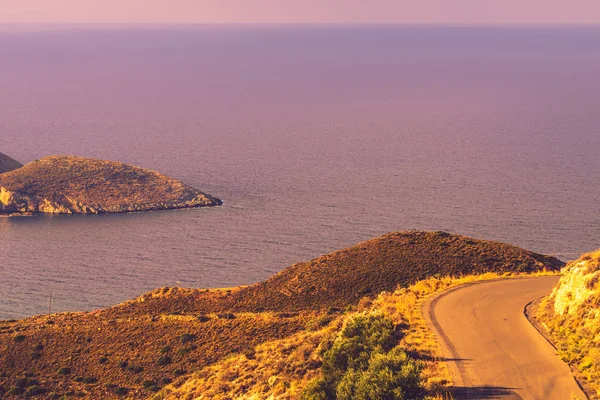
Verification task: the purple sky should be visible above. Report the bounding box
[1,0,600,24]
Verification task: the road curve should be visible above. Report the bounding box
[425,277,586,400]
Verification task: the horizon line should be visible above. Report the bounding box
[1,22,599,30]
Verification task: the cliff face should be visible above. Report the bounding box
[538,250,600,397]
[0,152,23,174]
[0,156,221,215]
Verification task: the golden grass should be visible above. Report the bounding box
[0,231,563,399]
[536,250,600,399]
[157,270,560,400]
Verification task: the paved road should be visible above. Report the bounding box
[426,277,587,400]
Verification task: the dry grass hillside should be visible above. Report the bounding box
[0,152,22,174]
[0,232,563,399]
[115,231,564,315]
[0,156,221,215]
[157,272,559,400]
[537,250,600,399]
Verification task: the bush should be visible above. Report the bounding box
[143,380,156,389]
[336,348,422,400]
[321,314,396,381]
[180,333,197,344]
[115,387,129,396]
[301,378,331,400]
[57,368,71,375]
[302,314,422,400]
[13,334,26,342]
[308,315,334,331]
[99,357,108,364]
[178,347,191,356]
[197,314,210,323]
[25,385,46,396]
[157,355,172,366]
[9,386,25,395]
[243,347,256,360]
[127,365,144,373]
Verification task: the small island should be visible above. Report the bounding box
[0,154,221,215]
[0,151,23,174]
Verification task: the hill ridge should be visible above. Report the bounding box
[115,231,564,316]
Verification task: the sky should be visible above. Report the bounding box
[1,0,600,25]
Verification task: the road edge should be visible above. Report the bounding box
[524,299,590,400]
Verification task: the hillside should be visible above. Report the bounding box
[0,156,221,215]
[537,250,600,399]
[0,231,563,399]
[0,152,22,174]
[117,231,564,315]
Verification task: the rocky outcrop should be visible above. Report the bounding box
[537,250,600,397]
[550,252,600,316]
[0,152,23,173]
[0,156,221,215]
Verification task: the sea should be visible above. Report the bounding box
[1,25,599,319]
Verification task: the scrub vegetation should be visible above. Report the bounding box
[0,231,562,399]
[536,250,600,399]
[0,156,221,215]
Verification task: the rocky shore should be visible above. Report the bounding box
[0,155,221,215]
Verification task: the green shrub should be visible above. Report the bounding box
[322,314,396,382]
[301,378,331,400]
[336,348,422,400]
[302,314,422,400]
[57,368,71,375]
[99,357,108,364]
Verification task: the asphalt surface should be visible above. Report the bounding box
[426,277,587,400]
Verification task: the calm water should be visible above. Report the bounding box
[1,26,599,319]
